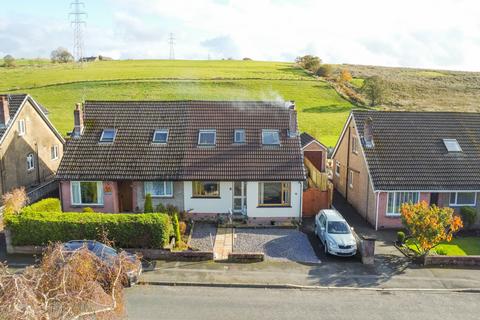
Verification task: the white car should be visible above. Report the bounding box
[315,209,357,256]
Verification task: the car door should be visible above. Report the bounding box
[318,214,327,243]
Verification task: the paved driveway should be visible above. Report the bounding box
[233,228,320,264]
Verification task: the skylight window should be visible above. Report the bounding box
[262,130,280,145]
[234,129,246,143]
[443,139,462,152]
[198,130,216,146]
[100,129,116,143]
[153,129,169,143]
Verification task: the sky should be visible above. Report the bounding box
[1,0,480,71]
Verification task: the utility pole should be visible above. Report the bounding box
[169,33,175,60]
[69,0,87,63]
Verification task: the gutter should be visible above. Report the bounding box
[375,191,379,231]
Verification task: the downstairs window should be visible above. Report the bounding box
[71,181,104,205]
[386,192,419,216]
[258,182,291,206]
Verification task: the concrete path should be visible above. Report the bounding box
[213,227,233,260]
[141,259,480,290]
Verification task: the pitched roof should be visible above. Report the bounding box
[57,100,305,181]
[0,94,54,143]
[352,110,480,191]
[300,132,327,150]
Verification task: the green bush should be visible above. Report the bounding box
[26,198,61,212]
[5,210,172,249]
[397,231,406,244]
[155,203,166,213]
[315,64,333,77]
[82,207,95,213]
[460,207,477,229]
[435,247,448,256]
[172,213,181,246]
[144,193,154,213]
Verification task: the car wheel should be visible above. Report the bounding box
[324,243,329,255]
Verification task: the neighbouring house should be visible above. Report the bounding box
[56,100,306,223]
[0,94,64,197]
[332,110,480,230]
[300,132,331,216]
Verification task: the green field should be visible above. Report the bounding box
[1,60,354,146]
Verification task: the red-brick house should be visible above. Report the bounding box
[332,110,480,230]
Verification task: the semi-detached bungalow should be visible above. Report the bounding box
[56,100,306,223]
[332,110,480,230]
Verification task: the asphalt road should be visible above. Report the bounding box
[125,285,480,320]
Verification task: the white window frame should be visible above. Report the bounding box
[198,130,216,146]
[352,136,358,154]
[144,181,173,197]
[18,119,26,136]
[51,145,59,160]
[386,192,420,217]
[349,170,354,189]
[262,130,280,145]
[71,181,104,206]
[26,153,35,171]
[335,161,341,177]
[234,129,246,143]
[152,129,169,144]
[443,139,462,152]
[449,192,477,206]
[100,128,117,143]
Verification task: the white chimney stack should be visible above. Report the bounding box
[287,101,298,138]
[363,117,374,148]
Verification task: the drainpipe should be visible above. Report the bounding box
[0,147,4,195]
[365,178,369,221]
[375,192,380,231]
[35,142,41,185]
[345,126,351,201]
[299,181,303,221]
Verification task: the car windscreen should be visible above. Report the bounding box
[327,221,350,234]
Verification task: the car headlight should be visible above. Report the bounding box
[327,239,337,248]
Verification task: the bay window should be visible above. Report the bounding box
[258,182,290,206]
[387,192,419,216]
[450,192,476,206]
[71,181,104,205]
[144,181,173,197]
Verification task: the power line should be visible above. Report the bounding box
[69,0,87,63]
[169,33,175,60]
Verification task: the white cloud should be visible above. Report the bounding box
[3,0,480,70]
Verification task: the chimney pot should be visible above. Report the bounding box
[73,102,84,137]
[0,95,10,127]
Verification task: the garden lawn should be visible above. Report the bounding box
[407,237,480,256]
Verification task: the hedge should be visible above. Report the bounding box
[26,198,61,213]
[5,210,173,249]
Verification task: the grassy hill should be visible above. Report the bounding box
[1,60,353,146]
[4,59,479,148]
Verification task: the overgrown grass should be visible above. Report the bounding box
[406,237,480,256]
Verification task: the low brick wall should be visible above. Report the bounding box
[227,252,264,263]
[424,255,480,266]
[127,248,213,261]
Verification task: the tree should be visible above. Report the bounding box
[3,54,15,67]
[172,212,182,247]
[316,64,333,77]
[295,55,322,73]
[51,47,74,63]
[144,193,154,213]
[339,68,352,82]
[362,76,387,106]
[401,201,463,256]
[0,243,138,319]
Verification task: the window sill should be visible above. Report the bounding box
[257,205,292,208]
[150,195,174,198]
[449,204,476,207]
[71,204,104,208]
[191,196,221,199]
[385,214,401,218]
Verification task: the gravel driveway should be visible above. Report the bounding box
[233,228,321,264]
[190,222,216,251]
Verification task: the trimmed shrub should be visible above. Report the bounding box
[82,207,95,213]
[144,194,153,213]
[27,198,61,213]
[460,207,477,229]
[5,211,172,249]
[435,247,448,256]
[179,221,187,235]
[397,231,406,244]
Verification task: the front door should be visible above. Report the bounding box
[233,182,247,214]
[118,181,133,212]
